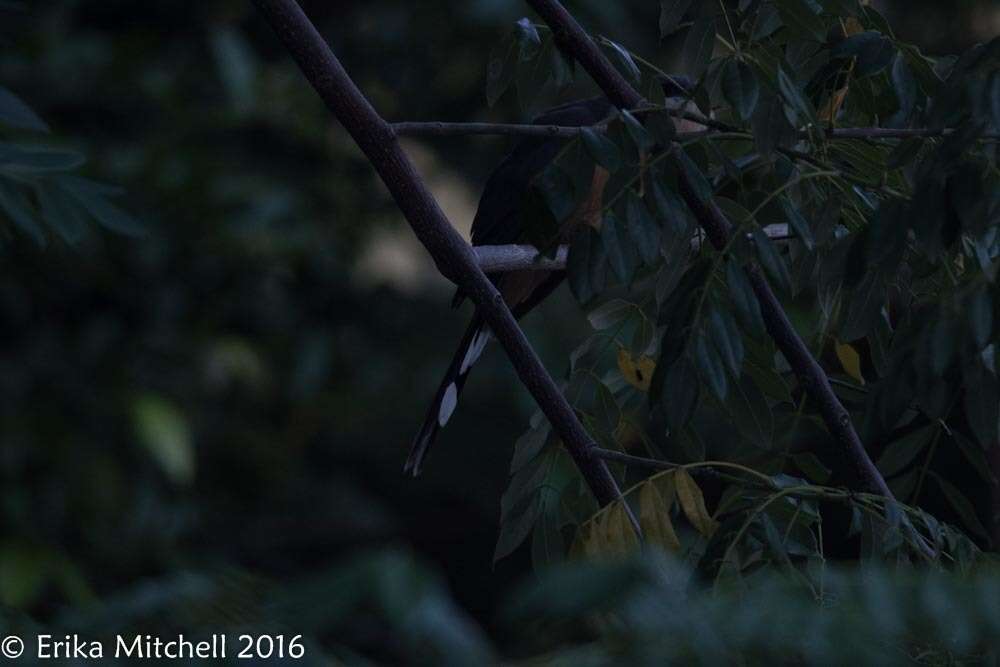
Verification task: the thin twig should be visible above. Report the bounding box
[252,0,639,535]
[393,119,998,141]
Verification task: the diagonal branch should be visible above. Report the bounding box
[251,0,638,531]
[525,0,894,500]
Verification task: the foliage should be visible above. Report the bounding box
[492,0,1000,607]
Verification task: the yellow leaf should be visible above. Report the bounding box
[819,86,848,122]
[835,341,865,385]
[617,348,656,392]
[675,469,719,538]
[844,16,864,36]
[603,500,640,557]
[638,481,681,552]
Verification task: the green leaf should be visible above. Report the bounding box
[889,53,917,126]
[486,32,517,106]
[600,212,636,284]
[677,149,714,203]
[931,472,990,541]
[567,225,598,304]
[0,180,44,246]
[777,66,817,127]
[682,18,716,79]
[37,184,86,245]
[726,259,766,338]
[876,425,934,478]
[782,199,815,250]
[605,39,641,84]
[0,85,49,132]
[620,110,653,153]
[210,27,258,114]
[650,177,691,238]
[696,335,728,400]
[587,298,633,330]
[774,0,827,41]
[580,127,621,173]
[132,394,195,485]
[708,307,744,377]
[964,363,999,449]
[752,228,792,295]
[514,18,542,61]
[968,288,994,349]
[659,0,694,37]
[831,31,895,78]
[0,144,85,173]
[625,190,660,265]
[721,58,760,122]
[511,424,550,473]
[60,181,145,237]
[660,356,699,431]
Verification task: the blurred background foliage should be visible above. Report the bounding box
[0,0,998,661]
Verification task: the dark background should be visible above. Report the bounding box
[0,0,995,636]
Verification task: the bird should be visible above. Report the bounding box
[404,75,700,476]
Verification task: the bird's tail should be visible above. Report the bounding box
[404,313,491,476]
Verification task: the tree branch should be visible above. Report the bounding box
[394,120,997,142]
[475,224,789,273]
[526,0,894,500]
[251,0,638,531]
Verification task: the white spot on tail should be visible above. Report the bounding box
[460,329,492,375]
[438,383,458,427]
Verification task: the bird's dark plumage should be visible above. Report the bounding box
[404,96,615,476]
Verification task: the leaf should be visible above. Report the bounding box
[721,58,760,122]
[567,225,596,304]
[682,18,716,79]
[600,212,636,284]
[588,298,632,330]
[603,501,641,557]
[0,144,85,173]
[774,0,827,41]
[889,53,917,126]
[132,394,195,485]
[495,495,542,562]
[659,0,694,37]
[968,288,994,349]
[777,66,817,127]
[650,177,691,238]
[964,363,999,449]
[708,307,744,378]
[726,259,766,338]
[0,180,44,246]
[625,190,660,265]
[531,492,565,570]
[876,425,934,477]
[580,127,621,173]
[674,468,718,537]
[831,31,895,78]
[618,348,656,392]
[59,179,145,237]
[37,184,86,245]
[677,149,714,204]
[0,85,49,132]
[782,199,815,251]
[660,356,699,431]
[605,40,641,84]
[695,335,728,400]
[510,424,550,473]
[620,109,653,153]
[931,472,990,541]
[486,32,517,106]
[639,481,681,552]
[210,27,258,113]
[752,227,792,295]
[835,341,865,385]
[514,18,542,61]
